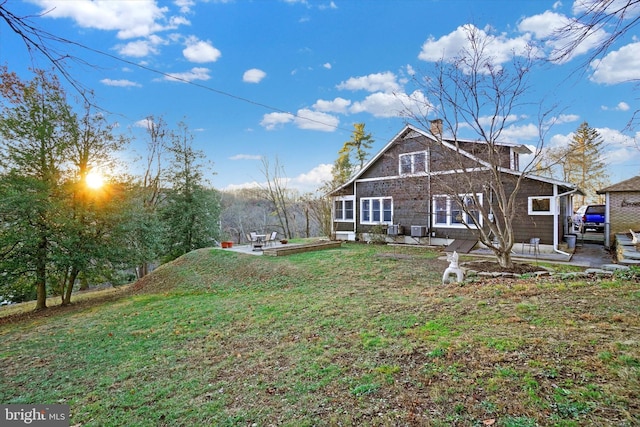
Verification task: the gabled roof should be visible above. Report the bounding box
[330,124,577,194]
[597,175,640,193]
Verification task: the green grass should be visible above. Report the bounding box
[1,242,639,426]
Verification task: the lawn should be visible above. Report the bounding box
[1,243,638,426]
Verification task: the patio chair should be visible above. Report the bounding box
[249,231,265,251]
[265,231,278,247]
[522,237,540,255]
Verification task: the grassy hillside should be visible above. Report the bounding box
[1,243,638,426]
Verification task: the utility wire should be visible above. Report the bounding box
[1,3,363,134]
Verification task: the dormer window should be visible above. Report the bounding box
[399,151,427,175]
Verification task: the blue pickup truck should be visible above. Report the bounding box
[573,204,605,233]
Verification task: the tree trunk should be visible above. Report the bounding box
[137,263,149,279]
[495,250,513,269]
[79,272,89,291]
[62,267,79,306]
[35,279,47,311]
[34,236,48,311]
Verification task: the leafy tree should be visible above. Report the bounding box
[0,68,131,308]
[408,25,554,268]
[331,151,354,189]
[55,103,128,303]
[341,123,374,170]
[565,122,609,206]
[117,185,165,279]
[0,67,76,310]
[161,122,220,261]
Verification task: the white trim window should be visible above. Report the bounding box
[334,197,355,221]
[399,151,427,175]
[528,196,554,215]
[433,194,483,228]
[361,197,393,224]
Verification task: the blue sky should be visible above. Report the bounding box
[2,0,639,194]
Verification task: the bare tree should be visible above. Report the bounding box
[260,157,294,239]
[0,1,93,102]
[549,0,640,65]
[550,0,640,129]
[132,116,169,278]
[408,25,555,268]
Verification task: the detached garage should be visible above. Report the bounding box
[597,175,640,248]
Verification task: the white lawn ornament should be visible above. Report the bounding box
[631,229,638,245]
[442,251,464,284]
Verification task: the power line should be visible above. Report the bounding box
[1,4,361,134]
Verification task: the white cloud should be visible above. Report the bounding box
[477,114,522,127]
[116,36,165,57]
[546,127,640,166]
[174,0,195,13]
[405,64,416,76]
[134,118,153,128]
[418,24,534,66]
[33,0,185,39]
[223,181,263,191]
[601,101,631,111]
[555,114,580,124]
[223,163,332,193]
[313,97,351,114]
[163,67,211,82]
[229,154,262,160]
[350,90,430,118]
[183,36,222,63]
[598,128,640,165]
[572,0,640,18]
[617,102,630,111]
[319,1,338,10]
[518,10,608,63]
[590,42,640,84]
[499,123,541,143]
[294,109,339,131]
[100,78,141,87]
[260,109,339,132]
[336,71,400,93]
[243,68,267,83]
[323,62,332,69]
[291,163,333,188]
[518,10,568,40]
[260,112,295,130]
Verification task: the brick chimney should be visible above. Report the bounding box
[430,119,443,137]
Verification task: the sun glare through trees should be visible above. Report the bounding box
[85,171,105,190]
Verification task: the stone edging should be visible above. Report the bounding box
[460,261,631,281]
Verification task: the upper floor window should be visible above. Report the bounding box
[334,197,355,221]
[399,151,427,175]
[361,197,393,224]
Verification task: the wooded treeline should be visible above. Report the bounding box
[0,68,327,309]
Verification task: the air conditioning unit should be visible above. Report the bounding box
[411,226,428,237]
[387,225,404,236]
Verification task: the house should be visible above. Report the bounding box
[597,175,640,248]
[329,123,580,253]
